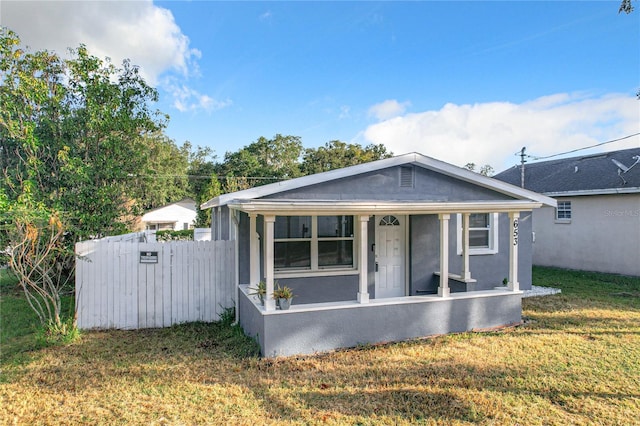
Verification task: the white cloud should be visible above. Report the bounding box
[168,83,232,113]
[259,11,273,22]
[363,93,639,170]
[339,105,351,119]
[2,0,226,113]
[2,0,196,85]
[368,99,411,121]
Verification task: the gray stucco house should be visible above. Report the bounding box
[495,147,640,277]
[202,152,555,357]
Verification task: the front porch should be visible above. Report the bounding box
[238,202,528,311]
[235,202,529,357]
[239,285,522,357]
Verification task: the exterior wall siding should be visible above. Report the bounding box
[409,212,533,293]
[533,194,640,276]
[266,165,514,202]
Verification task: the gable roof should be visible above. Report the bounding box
[201,152,555,209]
[494,148,640,196]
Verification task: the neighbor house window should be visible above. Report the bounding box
[456,213,499,255]
[556,201,572,221]
[274,215,354,271]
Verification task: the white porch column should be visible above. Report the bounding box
[264,215,276,311]
[438,213,451,297]
[248,214,259,287]
[357,215,370,303]
[508,212,520,291]
[461,213,471,281]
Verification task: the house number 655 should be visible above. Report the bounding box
[513,218,519,246]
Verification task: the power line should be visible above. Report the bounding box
[526,132,640,161]
[127,174,282,181]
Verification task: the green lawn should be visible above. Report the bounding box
[1,266,638,425]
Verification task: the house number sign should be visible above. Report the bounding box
[513,218,519,246]
[140,251,158,264]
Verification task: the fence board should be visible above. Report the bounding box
[108,241,116,328]
[75,238,235,330]
[162,246,172,328]
[125,242,137,329]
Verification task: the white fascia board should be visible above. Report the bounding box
[543,187,640,197]
[200,196,222,210]
[227,199,543,216]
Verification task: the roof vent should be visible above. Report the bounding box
[400,166,414,188]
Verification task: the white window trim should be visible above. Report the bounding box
[555,201,572,223]
[274,215,357,276]
[456,213,499,255]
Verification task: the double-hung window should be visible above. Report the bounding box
[556,201,572,221]
[457,213,499,255]
[469,213,491,248]
[274,215,355,272]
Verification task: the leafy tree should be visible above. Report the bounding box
[301,140,392,174]
[1,29,165,332]
[185,144,219,226]
[195,173,222,227]
[463,163,495,177]
[133,133,191,211]
[1,29,165,239]
[619,0,634,13]
[217,134,303,190]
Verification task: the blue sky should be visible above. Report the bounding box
[3,1,639,169]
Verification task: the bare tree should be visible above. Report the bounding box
[6,209,74,330]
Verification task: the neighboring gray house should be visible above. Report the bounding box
[202,153,555,357]
[494,148,640,277]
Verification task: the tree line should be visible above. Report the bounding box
[0,29,389,333]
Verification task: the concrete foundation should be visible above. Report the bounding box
[239,285,522,357]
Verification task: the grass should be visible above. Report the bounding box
[1,266,639,425]
[0,268,76,362]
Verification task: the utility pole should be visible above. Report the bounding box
[520,147,526,188]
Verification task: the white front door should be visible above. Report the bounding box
[375,215,406,298]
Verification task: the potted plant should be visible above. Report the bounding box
[248,281,267,305]
[272,283,294,310]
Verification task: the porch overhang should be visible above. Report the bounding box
[227,199,546,215]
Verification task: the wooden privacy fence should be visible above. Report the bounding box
[75,238,235,330]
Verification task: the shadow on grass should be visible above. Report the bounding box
[274,353,639,423]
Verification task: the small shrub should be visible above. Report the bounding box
[218,306,236,325]
[156,229,194,241]
[35,316,80,346]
